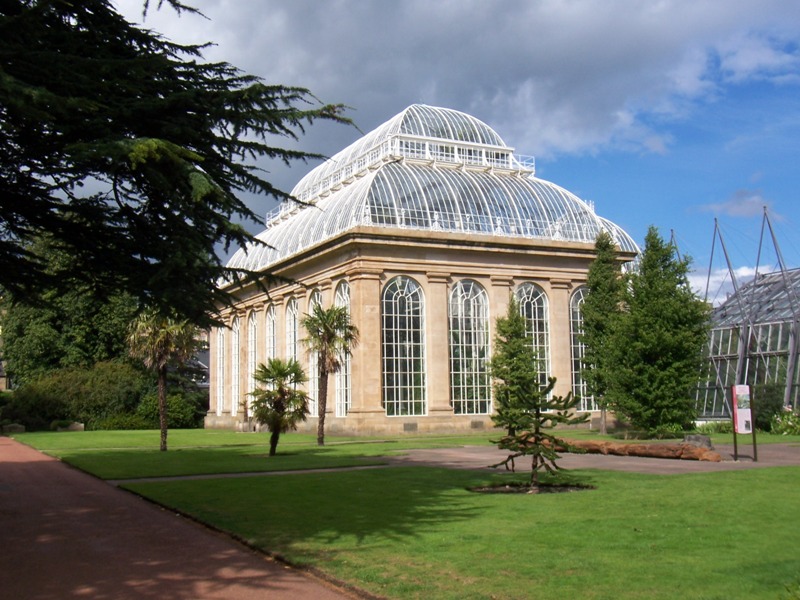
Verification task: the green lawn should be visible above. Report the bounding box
[12,429,498,479]
[124,466,799,600]
[13,429,800,599]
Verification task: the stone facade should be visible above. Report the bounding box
[206,225,634,435]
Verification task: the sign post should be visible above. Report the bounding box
[731,384,758,462]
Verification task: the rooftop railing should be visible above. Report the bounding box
[266,136,536,226]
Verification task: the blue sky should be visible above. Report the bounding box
[119,0,800,302]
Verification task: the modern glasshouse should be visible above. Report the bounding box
[206,105,638,434]
[696,268,800,419]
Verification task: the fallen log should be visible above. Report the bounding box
[556,439,722,462]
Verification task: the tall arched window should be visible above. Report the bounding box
[515,282,550,387]
[449,280,491,414]
[570,286,596,411]
[334,281,352,417]
[286,298,298,362]
[247,311,257,413]
[382,276,427,416]
[307,290,322,417]
[230,317,240,416]
[216,327,225,416]
[265,304,276,362]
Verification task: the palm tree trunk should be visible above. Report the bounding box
[317,371,328,446]
[158,365,168,451]
[269,430,280,456]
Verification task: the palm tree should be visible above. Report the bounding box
[301,304,359,446]
[128,309,199,451]
[250,358,309,456]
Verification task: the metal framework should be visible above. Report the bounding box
[285,298,299,362]
[697,269,800,416]
[216,328,225,416]
[448,280,491,415]
[247,312,257,412]
[515,282,551,387]
[230,317,240,416]
[227,105,639,274]
[334,281,352,417]
[569,286,597,411]
[265,304,276,363]
[307,290,322,416]
[382,276,427,416]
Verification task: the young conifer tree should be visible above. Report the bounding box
[490,297,588,489]
[580,231,624,434]
[605,226,710,434]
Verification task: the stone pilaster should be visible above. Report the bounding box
[348,269,383,417]
[548,279,573,398]
[426,272,452,416]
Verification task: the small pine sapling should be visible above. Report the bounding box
[491,376,588,489]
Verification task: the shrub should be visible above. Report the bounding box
[135,392,199,429]
[92,413,154,431]
[0,361,152,430]
[69,361,152,425]
[696,420,733,434]
[1,385,71,431]
[753,383,786,432]
[648,422,685,439]
[771,409,800,436]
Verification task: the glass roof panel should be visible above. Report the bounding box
[226,106,640,275]
[713,269,800,327]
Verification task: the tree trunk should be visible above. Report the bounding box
[269,430,280,456]
[599,406,608,435]
[317,370,328,446]
[158,365,168,452]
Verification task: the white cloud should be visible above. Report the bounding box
[718,33,800,84]
[690,265,757,305]
[701,189,773,218]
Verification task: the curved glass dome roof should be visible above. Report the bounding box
[228,105,639,272]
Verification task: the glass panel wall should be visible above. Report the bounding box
[382,276,427,416]
[449,280,491,414]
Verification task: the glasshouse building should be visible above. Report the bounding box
[206,105,638,434]
[697,268,800,418]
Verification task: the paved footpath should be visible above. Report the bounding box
[389,440,800,474]
[0,437,360,600]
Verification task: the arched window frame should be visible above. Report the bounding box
[515,282,551,388]
[334,280,352,417]
[265,304,276,362]
[230,316,240,416]
[570,286,597,411]
[382,276,427,416]
[307,290,322,417]
[286,298,299,362]
[247,311,257,413]
[215,327,225,416]
[449,279,491,414]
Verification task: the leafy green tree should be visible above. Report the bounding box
[490,299,588,488]
[0,237,139,385]
[127,309,199,451]
[605,226,710,433]
[580,231,624,434]
[301,304,359,446]
[0,1,347,326]
[250,358,310,456]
